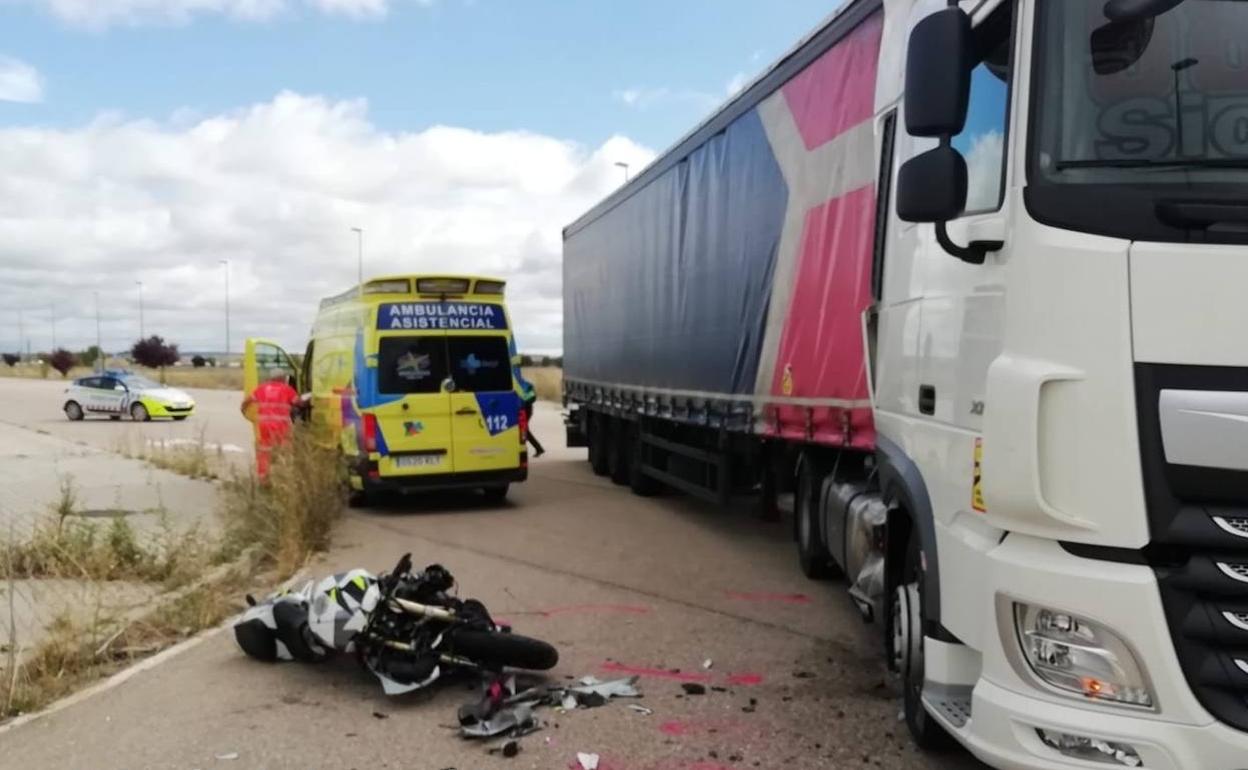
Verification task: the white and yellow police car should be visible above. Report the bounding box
[63,371,196,422]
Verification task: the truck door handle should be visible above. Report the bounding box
[456,407,478,416]
[919,385,936,415]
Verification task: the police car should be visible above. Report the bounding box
[63,371,196,422]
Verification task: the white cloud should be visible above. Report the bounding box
[0,92,655,355]
[14,0,425,27]
[964,130,1005,213]
[0,55,44,103]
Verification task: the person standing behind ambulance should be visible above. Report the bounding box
[242,367,301,479]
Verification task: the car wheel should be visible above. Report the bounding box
[64,401,84,421]
[130,402,151,422]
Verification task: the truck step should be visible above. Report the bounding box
[923,685,973,730]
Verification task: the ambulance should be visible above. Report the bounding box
[244,275,529,504]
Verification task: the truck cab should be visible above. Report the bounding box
[880,0,1248,766]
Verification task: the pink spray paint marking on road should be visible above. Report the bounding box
[724,672,764,685]
[723,591,812,605]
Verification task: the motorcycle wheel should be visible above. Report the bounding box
[451,630,559,671]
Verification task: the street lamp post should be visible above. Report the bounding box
[351,227,364,295]
[614,162,631,182]
[50,303,56,350]
[135,281,145,339]
[1171,57,1199,157]
[219,260,231,362]
[16,308,23,362]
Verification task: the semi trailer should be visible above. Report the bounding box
[562,0,1248,767]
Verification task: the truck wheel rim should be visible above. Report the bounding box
[891,582,921,675]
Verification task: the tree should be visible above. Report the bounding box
[130,336,180,370]
[191,355,207,368]
[78,346,102,369]
[519,354,534,367]
[49,349,76,377]
[2,353,18,367]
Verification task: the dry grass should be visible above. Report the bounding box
[2,477,208,588]
[114,427,230,481]
[218,426,344,578]
[0,363,242,390]
[1,569,249,718]
[522,366,562,402]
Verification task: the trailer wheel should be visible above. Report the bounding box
[628,423,659,497]
[607,418,631,486]
[796,457,840,580]
[891,535,955,750]
[588,413,610,477]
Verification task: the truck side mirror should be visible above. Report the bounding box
[904,7,973,137]
[896,6,1002,265]
[897,145,967,223]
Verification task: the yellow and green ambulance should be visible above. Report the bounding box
[243,275,529,504]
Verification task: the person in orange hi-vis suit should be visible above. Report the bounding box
[241,367,302,480]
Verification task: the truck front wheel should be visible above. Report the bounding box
[891,536,954,750]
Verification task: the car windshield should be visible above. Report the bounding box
[1033,0,1248,186]
[121,376,161,389]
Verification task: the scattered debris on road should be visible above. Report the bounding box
[681,683,706,695]
[627,704,654,716]
[576,751,601,769]
[214,752,239,761]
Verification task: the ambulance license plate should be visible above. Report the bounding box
[395,454,441,469]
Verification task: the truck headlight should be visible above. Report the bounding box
[1014,603,1154,708]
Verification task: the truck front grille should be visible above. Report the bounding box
[1136,364,1248,732]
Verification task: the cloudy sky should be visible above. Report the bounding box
[0,0,836,355]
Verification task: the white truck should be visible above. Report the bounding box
[562,0,1248,767]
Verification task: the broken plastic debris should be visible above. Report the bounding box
[576,752,601,770]
[569,676,640,699]
[214,753,239,761]
[680,683,706,695]
[627,704,654,716]
[461,703,536,739]
[702,659,713,670]
[561,693,579,711]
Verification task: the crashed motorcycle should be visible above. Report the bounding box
[233,554,558,694]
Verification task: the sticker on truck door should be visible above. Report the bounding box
[972,438,986,513]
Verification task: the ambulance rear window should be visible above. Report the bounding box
[378,337,448,394]
[447,336,512,393]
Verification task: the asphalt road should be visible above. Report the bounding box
[0,377,987,770]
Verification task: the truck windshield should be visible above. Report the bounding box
[1029,0,1248,241]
